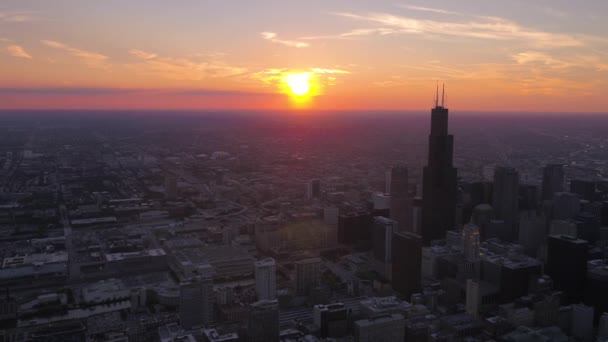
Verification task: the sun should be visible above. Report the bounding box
[284,72,312,97]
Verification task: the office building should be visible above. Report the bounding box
[295,258,321,295]
[247,300,279,342]
[465,279,481,318]
[570,179,596,201]
[372,216,398,279]
[313,303,348,338]
[541,164,564,201]
[571,303,593,342]
[254,258,276,301]
[463,223,480,262]
[546,235,588,304]
[354,314,405,342]
[179,275,214,329]
[492,166,520,241]
[354,313,405,342]
[553,192,580,220]
[307,179,321,199]
[391,231,422,298]
[421,85,458,245]
[389,164,414,232]
[165,175,178,199]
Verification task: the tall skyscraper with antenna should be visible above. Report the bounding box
[421,84,458,245]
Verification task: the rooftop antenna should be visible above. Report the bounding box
[441,83,445,108]
[435,81,439,108]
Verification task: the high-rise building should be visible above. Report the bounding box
[541,164,564,201]
[546,235,588,304]
[492,166,520,241]
[307,179,321,199]
[570,179,596,201]
[463,223,480,262]
[466,279,481,318]
[354,314,405,342]
[571,303,593,342]
[254,258,276,301]
[295,258,321,295]
[421,85,457,245]
[391,231,422,298]
[552,192,580,220]
[385,169,392,195]
[372,216,397,279]
[313,303,348,338]
[389,165,413,232]
[471,204,494,239]
[179,275,215,329]
[165,175,178,199]
[247,300,279,342]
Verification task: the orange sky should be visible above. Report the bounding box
[1,0,607,111]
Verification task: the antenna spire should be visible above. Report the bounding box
[435,81,439,108]
[441,83,445,108]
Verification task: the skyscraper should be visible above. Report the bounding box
[389,165,414,233]
[295,258,321,295]
[462,223,480,262]
[492,166,520,241]
[421,85,458,245]
[179,275,215,329]
[247,300,279,342]
[391,231,422,298]
[307,179,321,199]
[541,164,564,201]
[254,258,276,301]
[546,234,588,304]
[372,216,398,279]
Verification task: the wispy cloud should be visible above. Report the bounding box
[0,38,11,43]
[6,45,32,59]
[129,49,247,80]
[261,32,309,48]
[398,4,462,15]
[333,12,583,48]
[0,11,36,23]
[41,40,108,68]
[129,49,157,60]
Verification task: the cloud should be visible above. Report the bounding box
[127,49,247,80]
[0,11,36,23]
[0,38,11,43]
[398,5,462,15]
[261,32,309,48]
[41,40,108,67]
[252,67,350,93]
[512,52,571,68]
[6,45,32,59]
[0,87,136,96]
[129,49,157,60]
[333,12,584,48]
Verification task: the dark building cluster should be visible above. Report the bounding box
[1,103,608,342]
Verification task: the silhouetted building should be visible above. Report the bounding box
[519,184,539,211]
[295,258,321,295]
[585,259,608,323]
[372,216,397,279]
[354,313,405,342]
[546,235,588,304]
[389,165,414,232]
[471,204,494,239]
[542,164,564,201]
[463,223,480,262]
[421,85,457,245]
[570,179,596,202]
[255,258,276,301]
[492,166,519,241]
[338,212,372,247]
[179,274,215,329]
[248,300,279,342]
[553,192,580,220]
[391,231,422,298]
[313,303,348,338]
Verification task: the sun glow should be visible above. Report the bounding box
[284,72,312,97]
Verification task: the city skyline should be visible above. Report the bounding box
[1,0,607,111]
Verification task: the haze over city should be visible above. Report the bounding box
[2,1,608,342]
